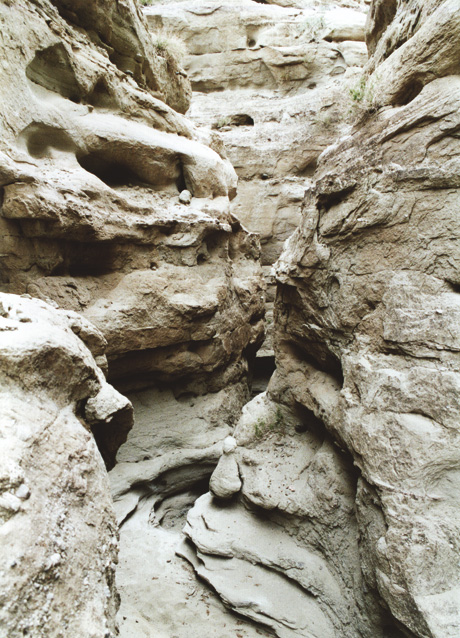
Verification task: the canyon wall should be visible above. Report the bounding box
[0,0,263,635]
[185,2,460,638]
[1,0,460,637]
[0,293,131,637]
[146,0,368,358]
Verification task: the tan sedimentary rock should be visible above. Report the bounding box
[0,0,264,394]
[182,2,460,638]
[147,0,368,359]
[186,390,388,638]
[0,293,132,638]
[272,2,460,636]
[0,0,265,635]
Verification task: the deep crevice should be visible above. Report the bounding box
[446,280,460,294]
[154,477,211,530]
[90,403,133,471]
[250,355,276,397]
[87,77,118,109]
[392,78,424,106]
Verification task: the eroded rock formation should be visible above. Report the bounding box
[2,0,460,637]
[0,0,264,469]
[184,2,460,637]
[0,293,132,638]
[0,0,264,635]
[146,0,368,360]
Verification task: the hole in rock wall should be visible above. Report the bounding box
[392,78,424,105]
[19,123,77,159]
[176,163,187,193]
[213,114,255,129]
[447,280,460,294]
[153,476,211,531]
[293,402,326,438]
[251,355,276,397]
[91,404,134,471]
[77,152,142,188]
[75,396,132,471]
[87,77,118,109]
[246,25,263,49]
[50,241,122,277]
[230,114,255,126]
[26,43,83,103]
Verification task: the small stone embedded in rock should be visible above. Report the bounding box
[222,436,237,454]
[15,484,30,500]
[209,454,241,500]
[179,190,192,204]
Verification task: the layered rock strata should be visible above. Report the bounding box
[146,0,368,358]
[183,1,460,638]
[0,0,265,635]
[3,1,459,638]
[0,0,264,457]
[0,293,132,638]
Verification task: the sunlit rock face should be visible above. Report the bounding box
[0,293,132,638]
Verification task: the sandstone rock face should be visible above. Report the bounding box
[180,2,460,638]
[271,2,460,636]
[0,0,264,404]
[0,293,132,638]
[184,390,392,638]
[146,0,368,357]
[0,0,265,635]
[4,1,459,637]
[147,0,367,93]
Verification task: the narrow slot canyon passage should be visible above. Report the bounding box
[2,0,460,637]
[110,368,279,637]
[109,1,374,635]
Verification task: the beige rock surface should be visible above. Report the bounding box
[0,0,264,393]
[177,2,460,638]
[185,391,395,638]
[111,385,278,638]
[0,293,132,638]
[147,0,369,357]
[115,495,273,638]
[271,3,460,636]
[0,1,265,635]
[4,1,459,638]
